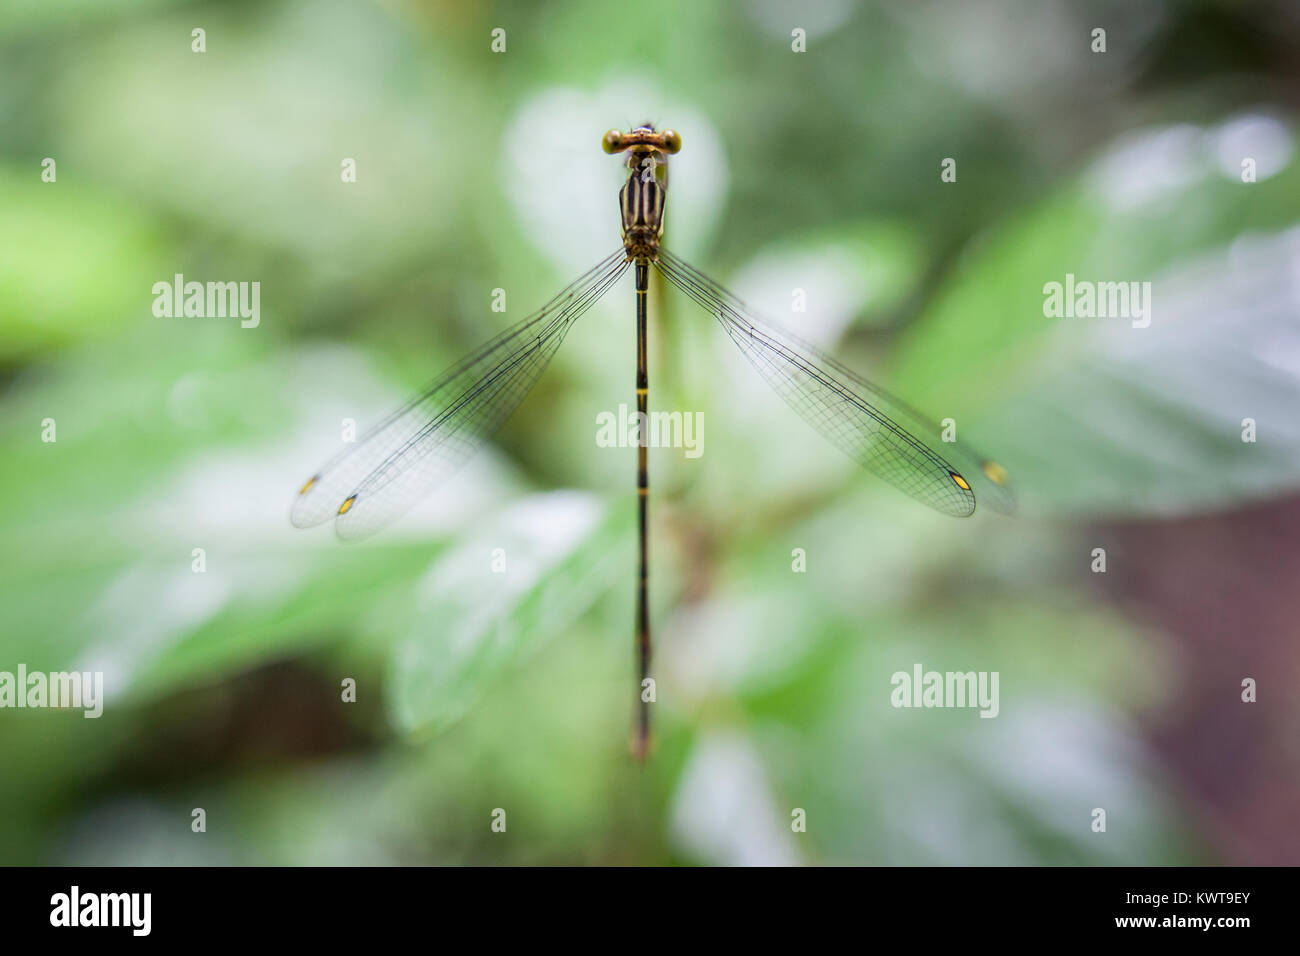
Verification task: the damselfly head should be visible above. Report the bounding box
[602,125,682,157]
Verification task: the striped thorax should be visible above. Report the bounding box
[603,125,681,261]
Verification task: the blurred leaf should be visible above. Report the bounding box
[726,221,927,335]
[984,227,1300,516]
[669,729,801,865]
[388,492,631,737]
[893,120,1300,411]
[0,169,167,358]
[46,2,477,284]
[890,120,1300,516]
[0,0,178,33]
[735,598,1194,864]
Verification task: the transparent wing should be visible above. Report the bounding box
[655,249,1013,517]
[293,249,630,539]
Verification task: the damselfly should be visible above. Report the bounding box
[292,124,1014,759]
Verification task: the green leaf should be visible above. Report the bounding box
[890,121,1300,516]
[0,168,167,359]
[980,228,1300,516]
[387,492,632,737]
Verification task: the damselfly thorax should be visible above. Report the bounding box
[604,125,680,261]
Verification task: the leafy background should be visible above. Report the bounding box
[2,0,1299,864]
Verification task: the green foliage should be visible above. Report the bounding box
[0,0,1284,865]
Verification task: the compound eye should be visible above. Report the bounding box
[601,129,624,154]
[660,129,682,154]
